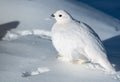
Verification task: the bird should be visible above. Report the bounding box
[51,10,115,73]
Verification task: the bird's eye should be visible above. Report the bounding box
[59,14,62,17]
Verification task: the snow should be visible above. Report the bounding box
[0,0,120,82]
[2,29,51,41]
[22,67,50,77]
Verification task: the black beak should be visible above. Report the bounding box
[51,14,55,17]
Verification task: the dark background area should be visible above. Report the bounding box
[72,0,120,20]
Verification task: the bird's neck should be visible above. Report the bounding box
[56,19,73,24]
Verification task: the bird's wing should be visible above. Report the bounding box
[78,22,107,58]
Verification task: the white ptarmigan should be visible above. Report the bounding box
[51,10,115,73]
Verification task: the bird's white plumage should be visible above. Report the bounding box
[51,10,115,73]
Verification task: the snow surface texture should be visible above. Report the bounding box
[22,67,50,77]
[2,29,51,41]
[0,0,120,82]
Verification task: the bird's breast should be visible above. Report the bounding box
[52,31,76,48]
[51,28,85,57]
[51,23,87,57]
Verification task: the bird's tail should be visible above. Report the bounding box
[99,58,116,74]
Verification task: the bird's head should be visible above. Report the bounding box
[51,10,73,24]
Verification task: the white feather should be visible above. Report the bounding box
[51,10,115,73]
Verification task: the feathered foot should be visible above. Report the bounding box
[71,60,90,64]
[57,55,70,62]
